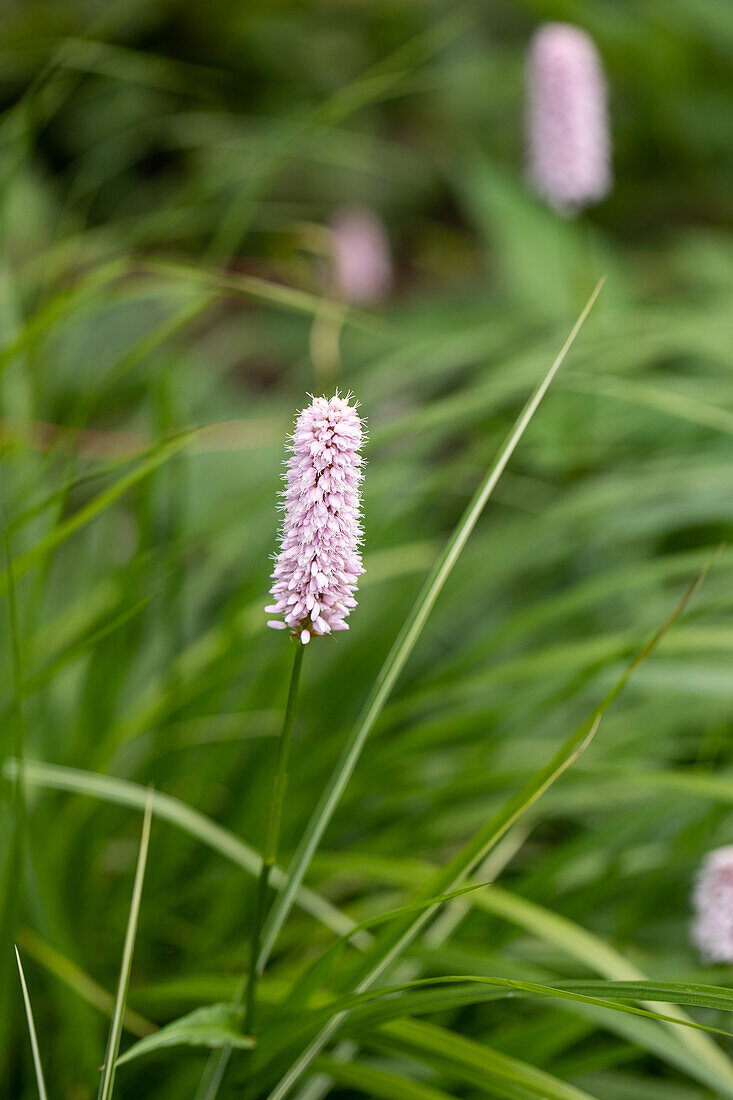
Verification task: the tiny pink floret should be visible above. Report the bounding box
[691,846,733,962]
[266,393,365,643]
[526,22,612,216]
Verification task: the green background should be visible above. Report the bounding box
[1,1,733,1097]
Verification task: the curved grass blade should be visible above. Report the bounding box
[116,1003,255,1067]
[0,594,156,732]
[250,974,733,1084]
[139,260,385,337]
[97,789,153,1100]
[21,595,155,698]
[377,1016,596,1100]
[557,979,733,1014]
[279,975,733,1039]
[0,432,196,598]
[257,279,606,978]
[15,947,49,1100]
[3,759,365,944]
[0,258,126,382]
[580,764,733,805]
[313,1054,456,1100]
[566,371,733,438]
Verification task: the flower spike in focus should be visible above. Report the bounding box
[266,392,365,644]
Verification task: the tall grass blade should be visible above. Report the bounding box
[257,278,606,976]
[15,947,49,1100]
[97,788,154,1100]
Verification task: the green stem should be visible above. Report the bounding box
[244,639,305,1032]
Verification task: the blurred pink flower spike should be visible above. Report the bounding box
[691,845,733,962]
[331,206,392,304]
[266,392,365,644]
[526,22,612,216]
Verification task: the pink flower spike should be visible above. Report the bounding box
[691,846,733,962]
[526,22,612,216]
[331,206,392,304]
[266,393,365,643]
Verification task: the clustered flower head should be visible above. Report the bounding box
[691,846,733,962]
[266,393,365,644]
[526,22,612,216]
[331,206,392,305]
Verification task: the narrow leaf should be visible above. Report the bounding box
[4,758,363,943]
[15,948,49,1100]
[18,927,154,1039]
[0,432,195,598]
[116,1004,255,1067]
[97,788,154,1100]
[314,1053,458,1100]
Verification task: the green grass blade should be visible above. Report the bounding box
[557,979,733,1013]
[15,947,49,1100]
[0,258,126,382]
[258,278,606,976]
[249,976,733,1083]
[286,976,733,1038]
[579,764,733,805]
[4,759,365,943]
[21,595,155,699]
[566,371,733,438]
[116,1003,255,1067]
[18,928,154,1039]
[313,1053,457,1100]
[0,432,196,598]
[139,260,386,336]
[377,1017,597,1100]
[97,788,154,1100]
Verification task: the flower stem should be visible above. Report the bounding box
[244,640,305,1032]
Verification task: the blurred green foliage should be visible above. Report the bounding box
[1,1,733,1098]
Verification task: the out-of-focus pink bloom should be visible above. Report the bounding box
[265,393,365,644]
[330,206,392,304]
[691,846,733,961]
[526,22,612,216]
